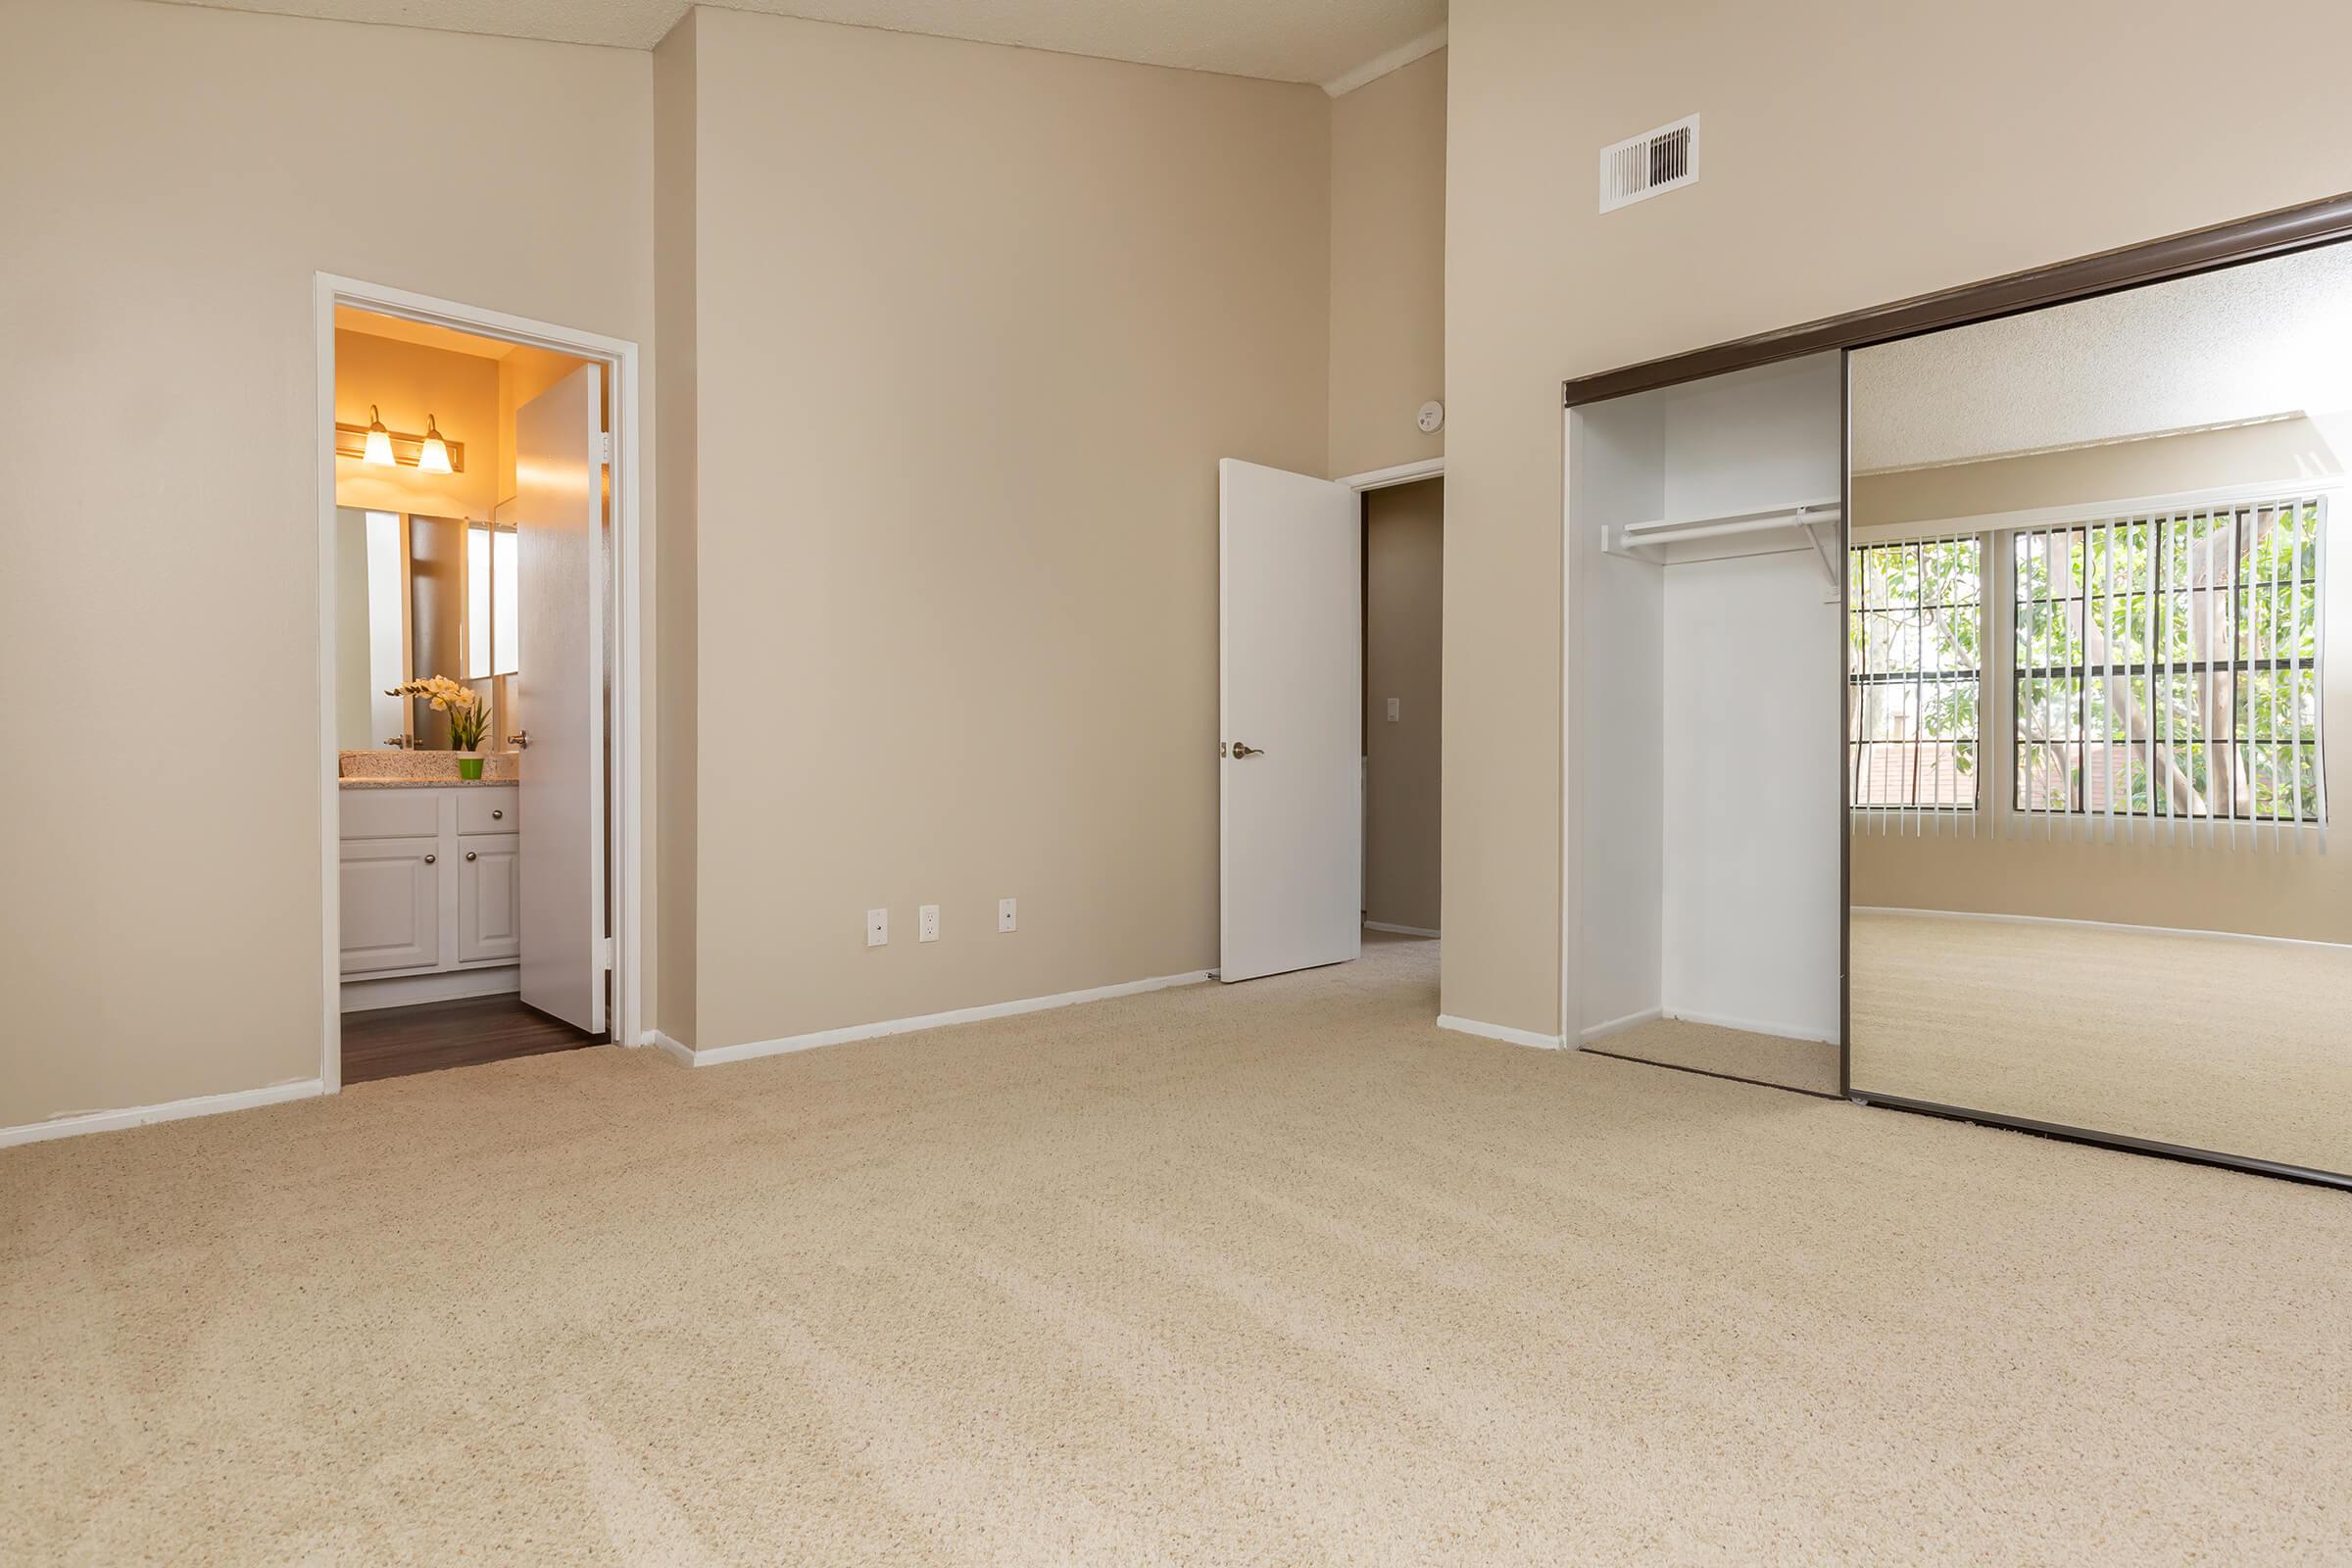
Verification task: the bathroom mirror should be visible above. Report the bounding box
[1846,239,2352,1182]
[332,509,500,750]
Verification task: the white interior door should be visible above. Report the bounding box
[514,364,605,1032]
[1219,458,1361,983]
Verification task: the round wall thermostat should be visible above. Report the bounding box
[1417,400,1445,433]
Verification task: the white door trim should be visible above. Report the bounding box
[1337,456,1444,492]
[313,273,646,1094]
[1559,408,1579,1051]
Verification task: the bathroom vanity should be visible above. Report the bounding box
[340,778,520,1008]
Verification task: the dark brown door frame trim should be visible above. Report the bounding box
[1560,190,2352,408]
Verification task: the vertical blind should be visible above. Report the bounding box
[1851,493,2328,849]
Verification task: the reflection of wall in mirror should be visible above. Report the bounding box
[1851,415,2350,945]
[405,515,467,749]
[333,508,406,750]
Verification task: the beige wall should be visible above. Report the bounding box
[1854,417,2349,533]
[677,9,1328,1048]
[652,12,701,1048]
[1363,478,1444,931]
[0,0,656,1126]
[1445,0,2352,1036]
[1328,48,1446,479]
[332,329,502,519]
[1851,418,2352,943]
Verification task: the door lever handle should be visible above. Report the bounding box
[1228,742,1265,759]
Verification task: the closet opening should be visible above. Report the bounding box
[318,279,641,1088]
[1562,352,1846,1095]
[1553,189,2352,1184]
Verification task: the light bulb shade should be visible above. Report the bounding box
[417,415,453,474]
[362,406,395,466]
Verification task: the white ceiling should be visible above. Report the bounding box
[1852,242,2352,473]
[144,0,1447,89]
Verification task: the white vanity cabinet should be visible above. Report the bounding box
[456,834,520,963]
[339,837,441,973]
[339,784,521,1001]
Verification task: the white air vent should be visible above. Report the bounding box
[1599,114,1699,213]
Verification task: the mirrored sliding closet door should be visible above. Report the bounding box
[1846,240,2352,1182]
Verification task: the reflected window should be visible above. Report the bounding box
[2014,499,2325,822]
[1849,536,1984,809]
[465,522,521,681]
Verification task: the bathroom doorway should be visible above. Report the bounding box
[315,277,644,1088]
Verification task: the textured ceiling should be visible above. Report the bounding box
[1853,242,2352,472]
[142,0,1447,87]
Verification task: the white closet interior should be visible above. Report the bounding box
[1566,351,1845,1048]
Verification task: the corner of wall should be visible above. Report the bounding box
[653,7,700,1047]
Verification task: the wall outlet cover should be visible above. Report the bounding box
[866,908,888,947]
[919,904,940,942]
[998,898,1017,933]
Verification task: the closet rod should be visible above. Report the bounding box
[1620,507,1840,547]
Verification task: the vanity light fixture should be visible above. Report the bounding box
[417,415,454,474]
[362,405,395,466]
[333,410,466,472]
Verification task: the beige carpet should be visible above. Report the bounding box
[1853,910,2352,1176]
[1589,1017,1842,1096]
[7,933,2352,1565]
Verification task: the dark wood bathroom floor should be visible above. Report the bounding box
[341,996,605,1085]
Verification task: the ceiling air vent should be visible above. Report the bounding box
[1599,114,1699,213]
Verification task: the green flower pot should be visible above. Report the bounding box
[457,756,484,780]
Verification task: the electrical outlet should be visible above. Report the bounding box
[919,904,940,943]
[998,898,1017,933]
[1387,697,1400,722]
[866,907,888,947]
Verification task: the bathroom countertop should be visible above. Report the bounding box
[338,776,517,789]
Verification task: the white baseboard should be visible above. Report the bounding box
[1658,1006,1838,1046]
[1363,921,1441,938]
[1437,1014,1565,1051]
[663,970,1214,1067]
[1855,905,2352,953]
[645,1030,693,1065]
[1577,1005,1662,1045]
[1,1078,324,1150]
[341,963,519,1012]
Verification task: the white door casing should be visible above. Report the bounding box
[514,365,606,1031]
[1218,458,1362,983]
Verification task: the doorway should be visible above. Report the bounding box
[1361,476,1444,941]
[314,276,643,1090]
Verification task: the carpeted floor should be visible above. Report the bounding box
[1853,910,2352,1176]
[6,933,2351,1564]
[1587,1017,1842,1096]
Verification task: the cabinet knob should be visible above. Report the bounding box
[423,854,436,864]
[466,851,478,861]
[491,808,503,819]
